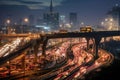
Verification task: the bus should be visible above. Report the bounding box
[59,29,68,33]
[80,26,93,32]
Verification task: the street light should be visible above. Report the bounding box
[21,18,29,33]
[7,19,10,24]
[24,18,29,23]
[6,19,11,34]
[24,18,29,26]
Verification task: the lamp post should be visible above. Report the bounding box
[6,19,11,34]
[24,18,29,24]
[24,18,29,33]
[21,18,29,33]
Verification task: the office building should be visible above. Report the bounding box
[69,12,78,30]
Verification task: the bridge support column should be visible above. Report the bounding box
[0,39,1,45]
[21,51,27,75]
[8,59,11,77]
[94,37,101,59]
[33,40,41,63]
[42,37,48,56]
[85,37,90,51]
[104,37,106,42]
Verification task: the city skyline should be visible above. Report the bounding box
[0,0,120,25]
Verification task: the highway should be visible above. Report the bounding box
[0,40,71,79]
[29,38,113,80]
[27,39,89,79]
[0,37,114,80]
[53,42,94,80]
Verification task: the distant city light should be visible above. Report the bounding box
[60,15,65,20]
[44,27,50,30]
[35,25,51,30]
[110,18,113,22]
[116,4,118,6]
[101,22,104,25]
[36,25,46,28]
[105,18,108,21]
[59,24,62,28]
[81,22,84,25]
[65,23,71,28]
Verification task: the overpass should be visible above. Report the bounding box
[40,31,120,59]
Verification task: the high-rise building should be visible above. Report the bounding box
[43,0,59,31]
[69,13,78,30]
[107,4,120,30]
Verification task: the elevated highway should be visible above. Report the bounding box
[41,31,120,58]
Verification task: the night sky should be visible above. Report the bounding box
[0,0,120,25]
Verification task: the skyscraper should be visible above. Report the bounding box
[43,0,59,31]
[69,13,78,30]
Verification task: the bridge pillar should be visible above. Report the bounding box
[0,39,1,45]
[104,37,106,42]
[21,51,27,75]
[33,39,41,63]
[85,37,90,51]
[94,37,101,59]
[42,37,48,56]
[7,59,11,77]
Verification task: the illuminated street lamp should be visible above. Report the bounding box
[7,19,10,24]
[6,19,11,34]
[24,18,29,25]
[24,18,29,23]
[21,18,29,33]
